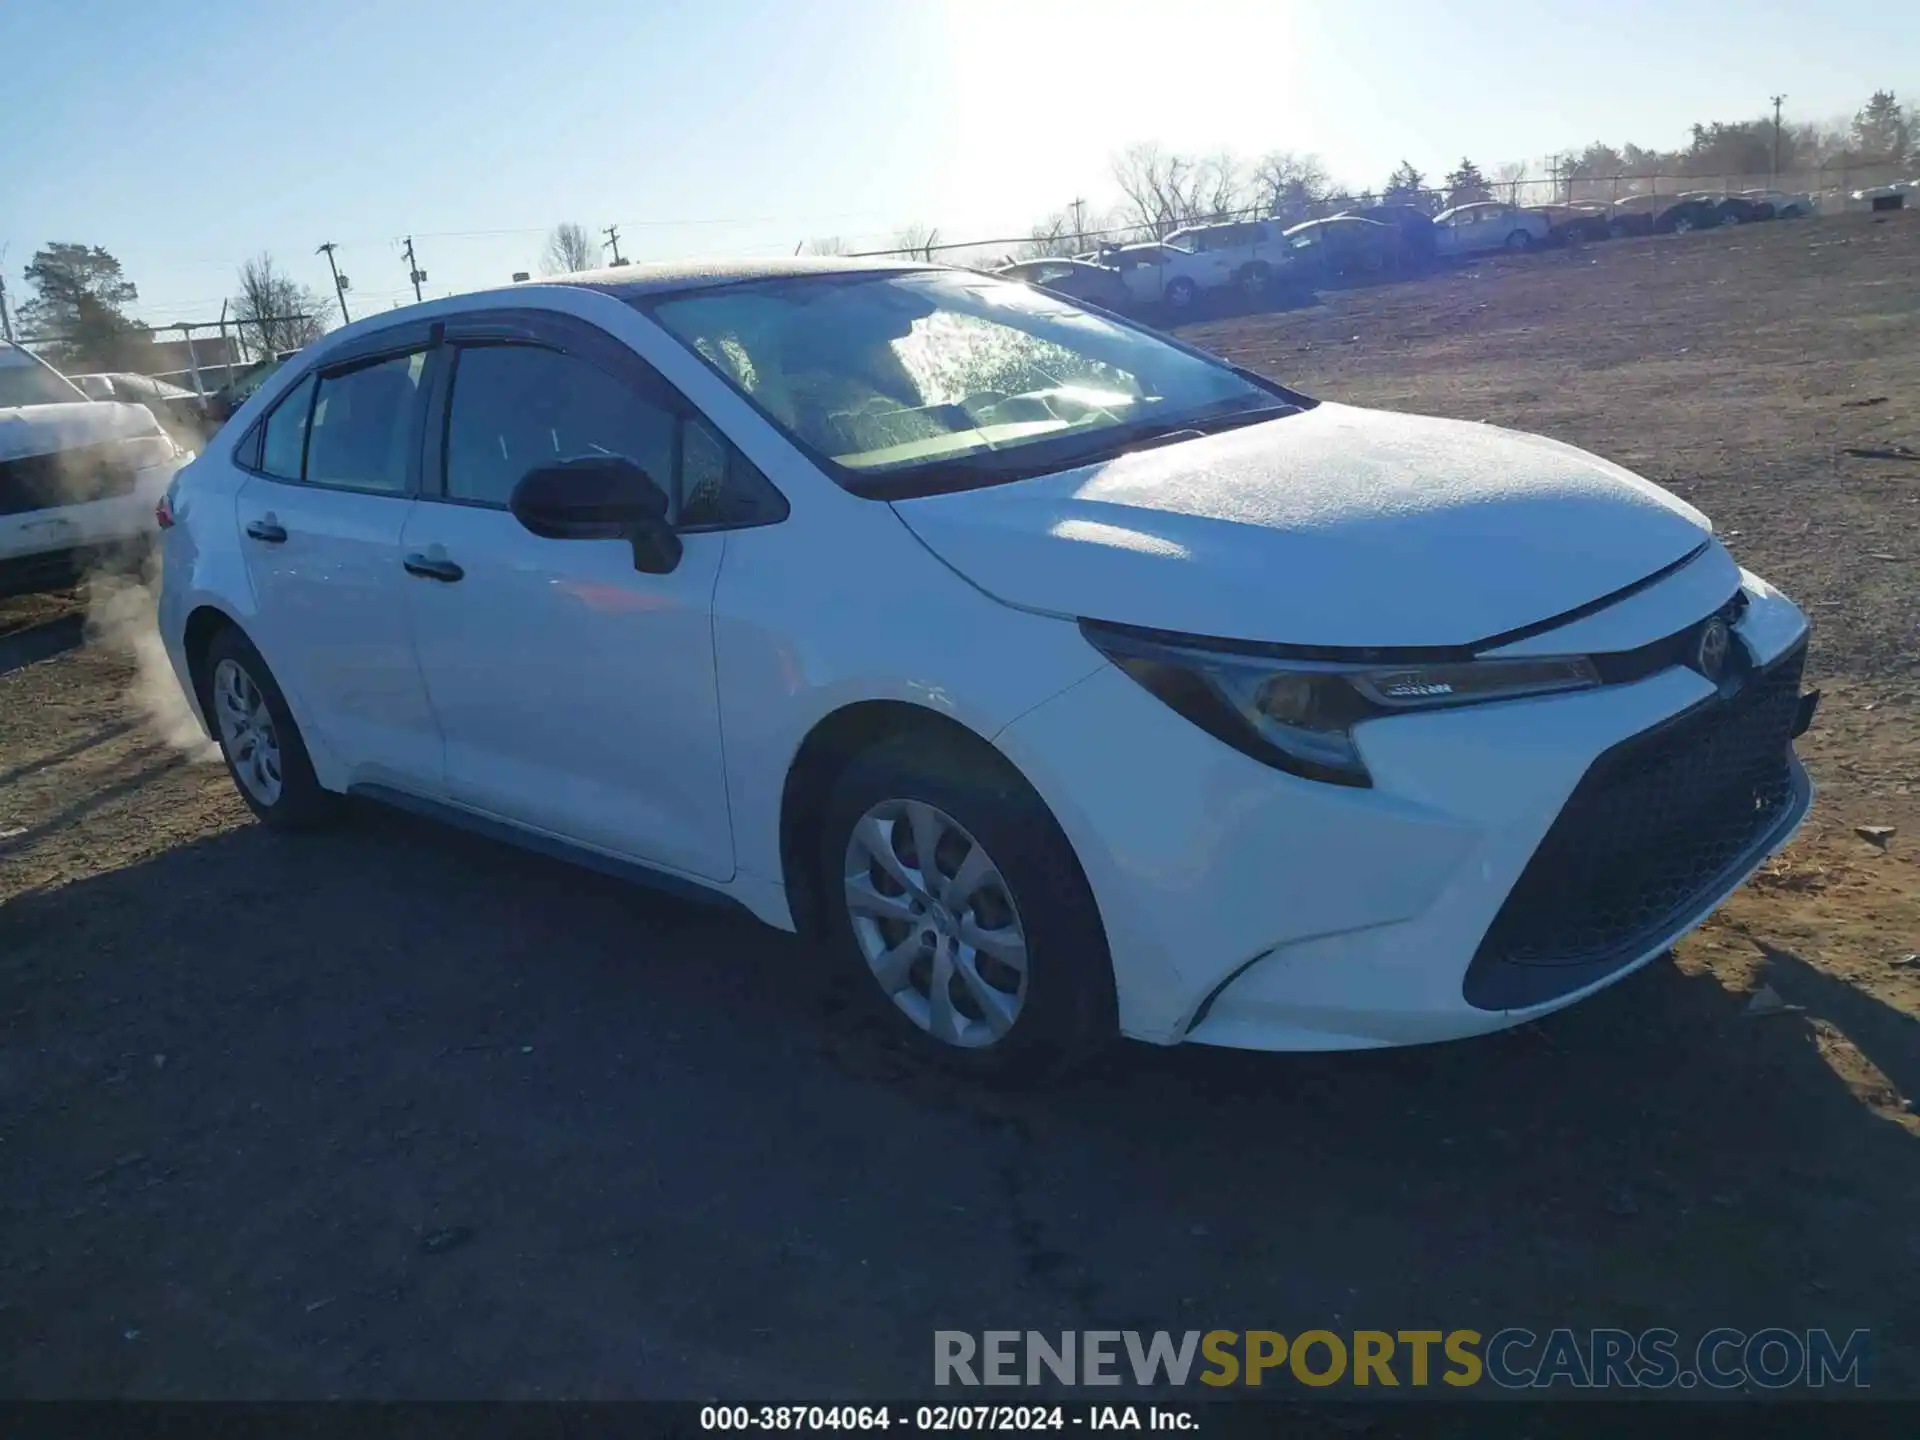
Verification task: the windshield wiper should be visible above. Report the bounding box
[858,401,1300,500]
[1030,401,1299,471]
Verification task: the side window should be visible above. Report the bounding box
[258,373,317,480]
[678,415,788,531]
[443,343,676,508]
[305,351,427,494]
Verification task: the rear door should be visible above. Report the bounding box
[232,327,445,790]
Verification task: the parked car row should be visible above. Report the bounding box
[995,184,1826,314]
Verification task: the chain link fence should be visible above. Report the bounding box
[846,159,1913,267]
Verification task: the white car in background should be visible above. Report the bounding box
[1,342,185,598]
[1431,203,1551,258]
[158,258,1817,1079]
[1158,219,1290,299]
[1108,222,1288,311]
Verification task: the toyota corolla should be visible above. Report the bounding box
[155,258,1818,1078]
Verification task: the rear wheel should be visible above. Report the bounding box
[1237,261,1273,297]
[201,627,339,831]
[1504,229,1533,250]
[818,734,1116,1081]
[1163,276,1199,311]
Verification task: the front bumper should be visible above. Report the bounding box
[994,565,1815,1050]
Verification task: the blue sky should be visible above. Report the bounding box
[1,0,1910,328]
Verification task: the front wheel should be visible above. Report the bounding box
[1504,229,1533,250]
[1163,277,1199,311]
[201,626,339,831]
[819,735,1116,1080]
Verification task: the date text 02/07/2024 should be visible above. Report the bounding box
[697,1404,1197,1431]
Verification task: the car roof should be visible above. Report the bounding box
[528,255,936,300]
[1284,216,1384,233]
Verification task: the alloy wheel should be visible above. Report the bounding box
[212,657,284,806]
[842,799,1028,1048]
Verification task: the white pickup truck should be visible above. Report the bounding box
[1,342,186,598]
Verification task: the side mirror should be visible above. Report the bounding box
[508,455,683,574]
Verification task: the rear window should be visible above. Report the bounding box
[259,374,316,480]
[304,352,426,494]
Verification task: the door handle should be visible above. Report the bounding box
[404,552,464,583]
[245,519,287,544]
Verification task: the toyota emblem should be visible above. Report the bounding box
[1695,616,1732,680]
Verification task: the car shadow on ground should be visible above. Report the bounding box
[2,806,1916,1396]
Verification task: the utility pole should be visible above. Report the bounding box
[402,236,426,303]
[1069,197,1087,252]
[0,272,14,344]
[603,225,625,266]
[1771,94,1788,176]
[317,242,353,324]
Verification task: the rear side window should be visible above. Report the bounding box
[305,352,427,494]
[258,374,317,480]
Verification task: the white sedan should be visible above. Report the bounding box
[156,258,1818,1078]
[1432,202,1551,258]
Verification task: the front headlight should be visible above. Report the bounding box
[1081,621,1600,787]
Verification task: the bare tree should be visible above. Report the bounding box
[1493,161,1530,205]
[891,223,941,260]
[541,222,599,275]
[1013,211,1079,260]
[802,236,850,255]
[1113,143,1203,237]
[1251,150,1332,222]
[233,253,332,357]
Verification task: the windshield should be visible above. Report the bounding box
[643,270,1292,496]
[0,355,88,408]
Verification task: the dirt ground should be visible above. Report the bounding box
[2,213,1917,1402]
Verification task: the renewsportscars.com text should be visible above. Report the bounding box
[934,1328,1870,1390]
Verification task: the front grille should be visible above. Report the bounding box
[1466,642,1806,998]
[0,442,142,517]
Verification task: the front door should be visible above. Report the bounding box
[397,328,735,882]
[233,347,444,790]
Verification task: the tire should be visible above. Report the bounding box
[1504,229,1533,251]
[1163,277,1199,311]
[1672,215,1697,234]
[1607,221,1630,240]
[1237,261,1272,297]
[817,733,1117,1081]
[199,626,339,832]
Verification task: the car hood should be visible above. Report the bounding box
[0,401,165,463]
[889,402,1713,649]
